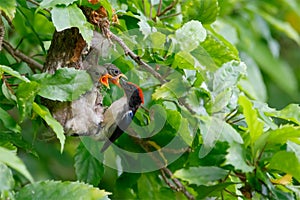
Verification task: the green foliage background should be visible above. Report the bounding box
[1,0,300,199]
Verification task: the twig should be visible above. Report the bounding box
[2,40,43,71]
[156,0,177,17]
[0,16,4,51]
[162,167,195,200]
[160,168,177,190]
[104,28,196,114]
[26,0,51,13]
[159,12,181,20]
[107,29,166,84]
[157,0,163,16]
[133,137,195,200]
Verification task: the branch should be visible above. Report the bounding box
[104,28,195,114]
[2,40,43,71]
[0,16,4,51]
[131,137,195,200]
[162,167,195,200]
[156,0,177,17]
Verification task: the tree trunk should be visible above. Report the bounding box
[43,26,111,136]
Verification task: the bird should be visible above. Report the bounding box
[94,77,144,152]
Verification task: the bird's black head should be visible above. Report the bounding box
[120,79,144,110]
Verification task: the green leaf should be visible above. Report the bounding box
[211,88,232,113]
[32,68,93,101]
[175,20,207,52]
[173,166,228,186]
[268,151,300,181]
[0,132,35,155]
[32,103,65,153]
[15,180,110,200]
[0,0,16,20]
[51,4,93,44]
[255,125,300,153]
[0,147,33,183]
[0,107,21,133]
[0,65,30,82]
[267,104,300,125]
[16,81,40,122]
[74,142,104,186]
[182,0,219,24]
[225,143,254,172]
[149,32,166,50]
[258,9,300,45]
[212,61,246,94]
[0,163,15,192]
[238,96,264,145]
[173,51,195,70]
[199,33,239,67]
[192,182,235,199]
[199,116,243,158]
[178,118,194,146]
[40,0,77,8]
[238,31,298,98]
[287,141,300,163]
[152,79,189,100]
[137,174,175,200]
[238,52,267,102]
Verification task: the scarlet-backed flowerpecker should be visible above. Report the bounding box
[94,78,144,152]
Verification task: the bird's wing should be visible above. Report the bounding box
[100,109,134,153]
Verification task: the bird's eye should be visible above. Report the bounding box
[114,69,119,75]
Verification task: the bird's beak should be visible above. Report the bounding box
[111,74,127,88]
[99,74,113,88]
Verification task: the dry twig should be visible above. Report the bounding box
[2,40,43,71]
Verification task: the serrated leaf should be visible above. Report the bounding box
[225,143,254,172]
[0,107,21,133]
[255,125,300,153]
[238,96,264,145]
[40,0,77,8]
[268,151,300,181]
[0,163,15,192]
[15,180,110,200]
[137,174,175,200]
[0,147,33,183]
[175,20,207,52]
[182,0,219,24]
[212,61,246,94]
[173,51,195,70]
[267,104,300,125]
[32,103,65,153]
[0,65,30,82]
[149,31,166,49]
[199,116,243,158]
[152,79,188,100]
[74,142,104,186]
[211,88,232,113]
[0,132,35,156]
[0,0,16,20]
[16,81,40,122]
[192,182,235,199]
[51,4,93,44]
[173,166,228,186]
[200,33,239,67]
[32,68,93,101]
